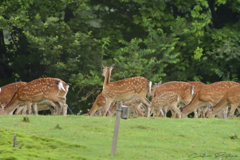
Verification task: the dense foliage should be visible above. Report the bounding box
[1,0,240,113]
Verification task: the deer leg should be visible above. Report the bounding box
[159,108,164,117]
[108,102,117,117]
[171,110,176,118]
[163,107,168,118]
[171,105,182,118]
[62,103,68,116]
[132,105,138,118]
[225,107,229,118]
[31,103,38,115]
[136,103,144,117]
[53,101,63,115]
[21,106,27,115]
[228,104,238,119]
[202,104,211,118]
[194,109,198,118]
[137,97,150,117]
[155,109,161,117]
[103,99,113,116]
[197,108,201,117]
[50,106,56,115]
[235,107,240,117]
[26,101,32,115]
[15,105,25,115]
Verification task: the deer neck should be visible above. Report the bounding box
[4,97,22,115]
[211,96,228,115]
[89,101,99,116]
[182,94,201,115]
[103,68,111,89]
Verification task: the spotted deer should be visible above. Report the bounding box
[152,81,194,118]
[107,99,145,118]
[1,78,69,115]
[86,92,117,116]
[187,81,206,118]
[0,82,27,109]
[206,85,240,119]
[151,91,181,118]
[101,64,152,117]
[180,81,239,118]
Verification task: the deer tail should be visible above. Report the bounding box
[148,80,152,94]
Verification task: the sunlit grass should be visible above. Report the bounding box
[0,115,239,160]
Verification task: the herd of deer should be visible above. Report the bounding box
[86,64,240,119]
[0,64,240,119]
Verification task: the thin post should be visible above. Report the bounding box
[68,106,74,115]
[13,134,16,147]
[111,101,122,156]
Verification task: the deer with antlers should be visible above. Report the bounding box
[1,78,69,115]
[150,91,180,118]
[0,82,27,109]
[101,64,152,117]
[152,81,194,118]
[206,85,240,119]
[180,81,239,118]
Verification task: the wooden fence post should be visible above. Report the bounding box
[111,101,122,156]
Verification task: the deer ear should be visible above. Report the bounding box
[110,63,116,70]
[158,81,162,86]
[111,63,116,68]
[103,64,106,68]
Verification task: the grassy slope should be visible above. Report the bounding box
[0,115,239,160]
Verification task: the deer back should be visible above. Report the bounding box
[198,81,239,105]
[102,76,150,100]
[13,78,66,102]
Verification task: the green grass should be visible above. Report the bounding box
[0,115,239,160]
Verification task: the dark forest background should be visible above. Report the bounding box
[1,0,240,114]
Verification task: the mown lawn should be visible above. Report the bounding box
[0,115,239,160]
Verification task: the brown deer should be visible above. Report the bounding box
[1,78,69,115]
[180,81,239,118]
[206,85,240,119]
[151,91,180,118]
[187,81,206,118]
[152,81,194,118]
[101,64,152,117]
[0,82,27,109]
[86,92,117,116]
[14,78,69,115]
[106,99,145,117]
